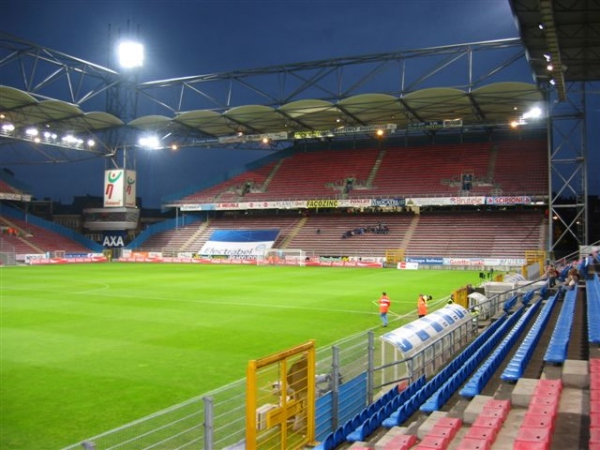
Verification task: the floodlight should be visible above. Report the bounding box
[2,123,15,132]
[522,107,543,120]
[87,139,96,147]
[117,41,144,69]
[138,135,160,149]
[25,127,38,137]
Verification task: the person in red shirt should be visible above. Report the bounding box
[379,292,391,327]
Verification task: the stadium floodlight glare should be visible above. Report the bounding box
[1,123,15,132]
[522,106,543,120]
[138,135,161,149]
[25,127,39,137]
[117,41,144,69]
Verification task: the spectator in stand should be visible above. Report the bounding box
[544,264,559,288]
[560,268,580,295]
[580,251,600,279]
[378,292,391,327]
[417,294,428,318]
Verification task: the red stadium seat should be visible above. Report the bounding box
[383,434,417,450]
[455,437,491,450]
[472,415,503,435]
[522,413,554,432]
[514,427,551,450]
[464,425,497,442]
[414,434,450,449]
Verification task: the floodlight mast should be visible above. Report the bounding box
[106,23,144,173]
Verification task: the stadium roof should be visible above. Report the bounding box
[509,0,600,100]
[2,80,544,146]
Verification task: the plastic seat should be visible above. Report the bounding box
[522,413,554,431]
[484,399,510,417]
[514,427,551,450]
[455,437,491,450]
[428,424,456,440]
[414,434,450,449]
[472,415,503,435]
[525,403,557,419]
[333,427,347,446]
[383,434,417,450]
[529,394,560,414]
[479,407,506,422]
[536,379,563,391]
[590,428,600,447]
[464,425,498,442]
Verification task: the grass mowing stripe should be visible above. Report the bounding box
[1,263,482,449]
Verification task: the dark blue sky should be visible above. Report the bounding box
[4,0,590,208]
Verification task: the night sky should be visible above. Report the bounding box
[4,1,593,208]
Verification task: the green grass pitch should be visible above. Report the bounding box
[0,263,482,449]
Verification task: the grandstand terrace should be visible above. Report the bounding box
[170,137,548,205]
[0,215,92,254]
[135,134,549,260]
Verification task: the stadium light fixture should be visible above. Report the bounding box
[25,127,39,137]
[117,40,144,69]
[522,106,543,120]
[138,135,161,149]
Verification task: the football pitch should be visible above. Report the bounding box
[0,263,483,449]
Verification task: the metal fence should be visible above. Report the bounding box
[61,304,426,450]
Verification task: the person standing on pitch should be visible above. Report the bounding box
[418,294,428,318]
[378,292,391,327]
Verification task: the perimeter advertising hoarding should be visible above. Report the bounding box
[198,229,280,258]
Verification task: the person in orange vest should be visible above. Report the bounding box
[378,292,391,327]
[417,294,428,318]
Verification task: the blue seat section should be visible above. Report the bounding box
[500,293,559,381]
[315,390,334,441]
[420,306,526,412]
[587,275,600,344]
[336,373,367,431]
[503,294,519,313]
[522,289,537,306]
[543,287,578,363]
[379,314,511,427]
[345,376,424,442]
[460,300,541,398]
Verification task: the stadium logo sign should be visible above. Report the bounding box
[102,235,125,247]
[307,199,338,208]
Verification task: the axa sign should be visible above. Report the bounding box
[103,235,125,247]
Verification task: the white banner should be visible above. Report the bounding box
[104,170,125,207]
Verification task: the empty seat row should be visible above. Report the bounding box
[513,379,563,450]
[420,306,525,412]
[591,359,600,449]
[543,288,577,363]
[460,299,541,398]
[315,377,426,450]
[415,416,463,449]
[587,276,600,344]
[455,398,510,450]
[381,314,511,427]
[500,293,559,382]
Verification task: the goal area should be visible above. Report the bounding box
[261,248,306,266]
